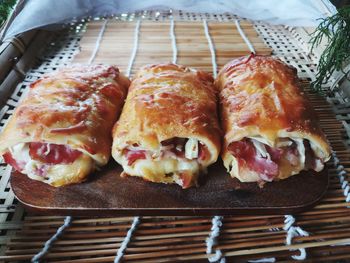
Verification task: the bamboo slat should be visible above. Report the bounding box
[74,20,272,76]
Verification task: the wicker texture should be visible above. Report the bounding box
[0,11,349,262]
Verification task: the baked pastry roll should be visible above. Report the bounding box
[215,55,331,183]
[0,64,130,186]
[112,64,221,188]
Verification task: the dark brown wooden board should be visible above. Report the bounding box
[11,160,328,216]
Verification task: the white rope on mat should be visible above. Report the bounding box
[206,216,226,263]
[330,150,350,243]
[31,216,72,263]
[126,19,141,77]
[235,19,256,54]
[283,215,309,261]
[248,258,276,263]
[88,19,108,65]
[332,151,350,202]
[203,19,217,78]
[114,216,140,263]
[170,17,177,64]
[204,20,223,262]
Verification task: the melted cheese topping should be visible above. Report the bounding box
[116,138,208,187]
[251,139,269,159]
[119,155,200,186]
[116,136,212,187]
[9,143,94,186]
[294,138,305,169]
[277,139,293,147]
[314,159,324,172]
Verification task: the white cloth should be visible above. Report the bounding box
[2,0,337,40]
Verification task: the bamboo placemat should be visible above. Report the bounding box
[74,20,272,75]
[0,11,350,262]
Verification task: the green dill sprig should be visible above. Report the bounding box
[309,6,350,93]
[0,0,17,27]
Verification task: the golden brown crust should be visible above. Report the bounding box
[112,63,221,185]
[0,64,130,166]
[215,55,331,181]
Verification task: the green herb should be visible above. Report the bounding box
[309,6,350,93]
[0,0,17,27]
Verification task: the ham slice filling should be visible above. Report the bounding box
[3,152,24,172]
[3,142,82,178]
[228,138,322,182]
[29,143,82,164]
[125,149,147,166]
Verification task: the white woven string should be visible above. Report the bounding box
[248,258,276,263]
[204,20,223,262]
[235,19,255,54]
[31,216,72,263]
[88,19,108,65]
[170,17,177,64]
[329,151,350,245]
[203,20,217,78]
[114,216,140,263]
[206,216,225,263]
[332,151,350,202]
[126,19,141,77]
[283,215,309,260]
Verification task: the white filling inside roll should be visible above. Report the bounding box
[116,138,209,188]
[185,138,199,159]
[227,137,325,182]
[8,143,93,186]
